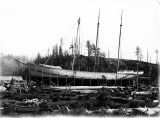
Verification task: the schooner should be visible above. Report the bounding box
[16,11,143,86]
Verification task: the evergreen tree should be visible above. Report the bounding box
[52,46,56,58]
[86,40,92,57]
[59,38,63,56]
[135,46,143,61]
[35,52,41,64]
[55,44,59,56]
[155,49,159,64]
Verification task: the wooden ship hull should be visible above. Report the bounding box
[19,62,144,86]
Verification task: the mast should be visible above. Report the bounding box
[72,17,80,71]
[116,10,123,84]
[147,50,148,64]
[69,38,74,55]
[94,9,100,72]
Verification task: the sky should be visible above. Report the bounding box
[0,0,160,63]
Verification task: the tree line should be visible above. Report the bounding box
[34,40,158,77]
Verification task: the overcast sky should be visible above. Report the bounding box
[0,0,160,63]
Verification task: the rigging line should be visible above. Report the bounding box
[44,20,77,65]
[44,56,52,64]
[62,21,77,40]
[79,23,85,55]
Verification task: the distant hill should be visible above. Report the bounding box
[34,54,159,78]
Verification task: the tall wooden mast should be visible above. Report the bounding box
[116,10,123,84]
[72,17,80,71]
[94,9,100,72]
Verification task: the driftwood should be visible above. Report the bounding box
[108,96,145,107]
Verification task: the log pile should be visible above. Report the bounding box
[0,84,159,116]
